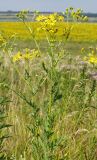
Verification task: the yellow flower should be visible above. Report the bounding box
[13,49,40,62]
[88,55,97,64]
[13,51,22,62]
[36,15,46,21]
[83,48,97,65]
[58,16,64,21]
[36,13,64,36]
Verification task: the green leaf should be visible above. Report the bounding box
[0,124,12,130]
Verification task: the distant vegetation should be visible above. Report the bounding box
[0,11,97,22]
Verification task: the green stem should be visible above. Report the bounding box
[88,79,96,106]
[23,21,41,54]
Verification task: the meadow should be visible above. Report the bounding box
[1,20,97,55]
[0,9,97,160]
[1,22,97,41]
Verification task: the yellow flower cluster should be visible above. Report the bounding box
[13,48,40,62]
[88,55,97,64]
[36,13,64,35]
[83,49,97,64]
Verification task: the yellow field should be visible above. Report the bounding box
[0,22,97,41]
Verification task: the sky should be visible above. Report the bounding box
[0,0,97,13]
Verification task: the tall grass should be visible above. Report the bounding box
[0,8,97,160]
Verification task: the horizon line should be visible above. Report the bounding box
[0,10,97,14]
